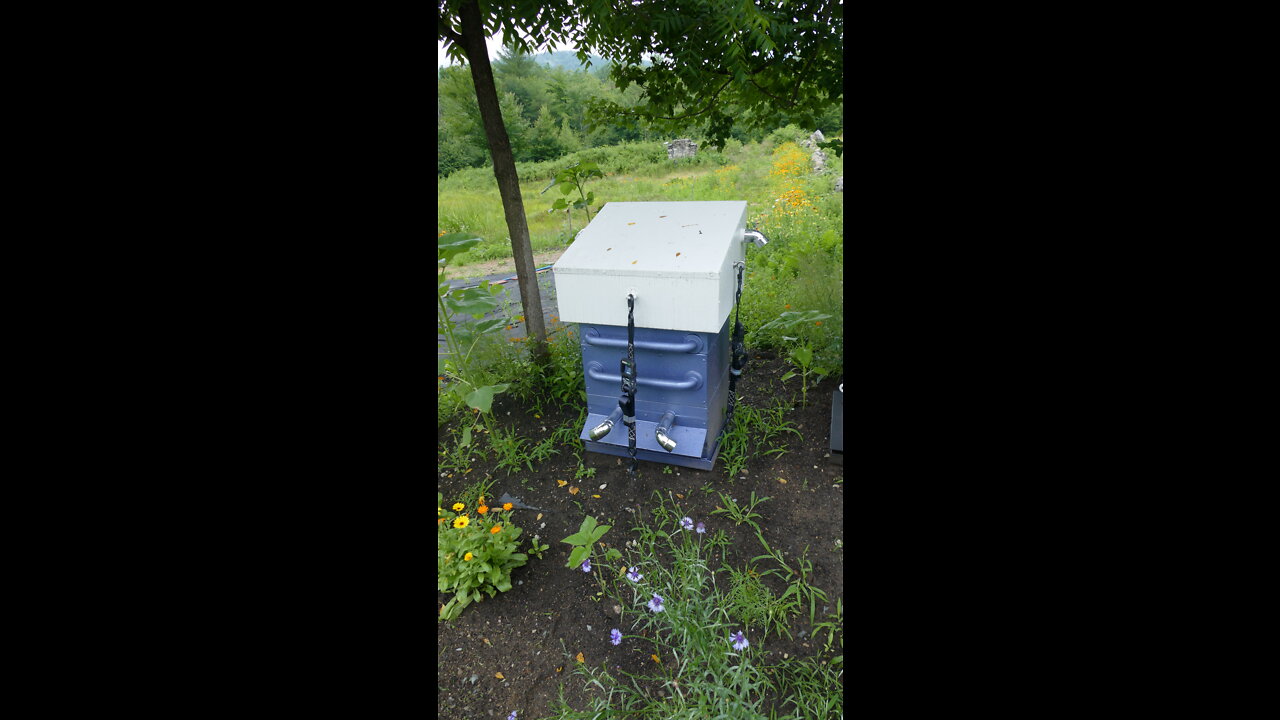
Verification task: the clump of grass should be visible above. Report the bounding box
[544,491,840,719]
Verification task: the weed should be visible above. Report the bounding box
[488,426,531,474]
[710,491,770,533]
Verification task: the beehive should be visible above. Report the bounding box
[553,201,748,470]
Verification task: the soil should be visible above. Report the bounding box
[452,250,566,283]
[437,351,844,719]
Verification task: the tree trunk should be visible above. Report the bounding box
[459,0,549,363]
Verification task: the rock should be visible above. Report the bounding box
[810,129,826,145]
[811,148,827,173]
[835,176,843,192]
[665,138,698,160]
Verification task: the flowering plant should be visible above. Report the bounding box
[438,491,528,621]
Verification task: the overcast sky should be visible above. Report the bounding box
[438,32,578,67]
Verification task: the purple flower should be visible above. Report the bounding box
[610,628,622,646]
[695,522,706,534]
[680,517,694,531]
[730,631,749,651]
[626,566,643,583]
[507,713,517,720]
[581,557,592,573]
[646,594,665,613]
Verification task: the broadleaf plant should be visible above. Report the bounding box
[561,514,611,571]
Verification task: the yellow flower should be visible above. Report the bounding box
[464,552,474,561]
[452,503,465,512]
[502,503,513,511]
[453,515,470,529]
[491,525,502,534]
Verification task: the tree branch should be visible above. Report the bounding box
[608,78,733,121]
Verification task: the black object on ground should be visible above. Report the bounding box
[829,385,843,464]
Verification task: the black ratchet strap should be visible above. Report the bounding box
[620,294,638,474]
[726,262,748,433]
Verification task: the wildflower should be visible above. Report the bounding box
[503,503,513,511]
[696,522,706,534]
[626,567,643,583]
[730,631,749,651]
[815,321,822,326]
[647,594,665,613]
[438,518,445,525]
[478,505,489,515]
[453,515,470,529]
[508,713,517,720]
[610,629,622,646]
[464,552,474,561]
[491,524,502,534]
[479,495,485,504]
[452,503,465,512]
[785,304,791,309]
[680,517,694,531]
[581,558,592,573]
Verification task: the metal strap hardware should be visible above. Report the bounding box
[623,294,638,474]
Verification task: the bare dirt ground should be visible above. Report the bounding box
[452,250,567,283]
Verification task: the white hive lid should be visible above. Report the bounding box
[554,201,747,279]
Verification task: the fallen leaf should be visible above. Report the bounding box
[627,222,636,225]
[651,654,661,664]
[631,260,638,264]
[592,494,601,498]
[556,666,563,673]
[778,478,788,484]
[483,638,491,646]
[495,672,505,680]
[557,480,567,487]
[576,652,585,663]
[675,252,681,256]
[598,542,606,548]
[675,493,684,499]
[536,513,544,521]
[569,486,580,495]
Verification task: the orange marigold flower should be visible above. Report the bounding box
[490,525,502,534]
[815,321,823,326]
[785,304,791,309]
[503,503,513,511]
[477,505,489,515]
[438,518,445,525]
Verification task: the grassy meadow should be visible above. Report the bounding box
[437,124,845,389]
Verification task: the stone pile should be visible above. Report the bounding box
[665,138,698,160]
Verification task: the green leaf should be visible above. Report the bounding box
[551,198,568,210]
[561,530,592,545]
[589,525,611,543]
[438,233,482,264]
[579,516,598,535]
[566,545,589,570]
[559,183,574,196]
[460,426,471,447]
[438,356,447,376]
[474,317,506,335]
[586,191,595,204]
[780,371,796,382]
[464,383,509,413]
[604,548,622,561]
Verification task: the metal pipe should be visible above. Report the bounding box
[743,229,770,247]
[588,406,624,441]
[655,411,677,452]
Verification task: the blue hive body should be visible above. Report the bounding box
[578,318,731,470]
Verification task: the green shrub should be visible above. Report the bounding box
[438,491,528,621]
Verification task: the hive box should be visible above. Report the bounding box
[553,201,749,470]
[553,201,748,333]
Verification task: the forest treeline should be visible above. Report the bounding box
[438,48,843,177]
